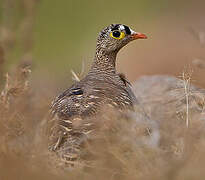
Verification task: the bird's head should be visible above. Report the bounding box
[96,24,147,53]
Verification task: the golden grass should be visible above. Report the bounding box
[0,65,205,180]
[1,1,205,179]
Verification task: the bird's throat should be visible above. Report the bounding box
[90,49,118,74]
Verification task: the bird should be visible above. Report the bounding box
[48,24,147,153]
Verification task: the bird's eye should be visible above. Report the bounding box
[110,30,125,40]
[112,31,121,38]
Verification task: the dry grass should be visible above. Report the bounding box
[0,65,205,180]
[1,1,205,179]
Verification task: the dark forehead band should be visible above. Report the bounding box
[111,24,121,31]
[123,25,131,35]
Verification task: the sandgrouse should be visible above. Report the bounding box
[49,24,147,151]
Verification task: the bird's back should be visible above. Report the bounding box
[49,73,136,151]
[52,73,136,117]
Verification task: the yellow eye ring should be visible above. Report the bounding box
[110,31,125,40]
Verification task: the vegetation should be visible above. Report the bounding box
[0,0,205,179]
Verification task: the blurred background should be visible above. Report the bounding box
[0,0,205,88]
[1,1,205,179]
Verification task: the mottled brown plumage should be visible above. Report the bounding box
[49,24,147,153]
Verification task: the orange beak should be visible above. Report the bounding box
[131,32,147,39]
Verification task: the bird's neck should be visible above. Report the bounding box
[89,48,118,74]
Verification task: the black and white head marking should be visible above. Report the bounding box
[96,24,143,53]
[110,24,136,35]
